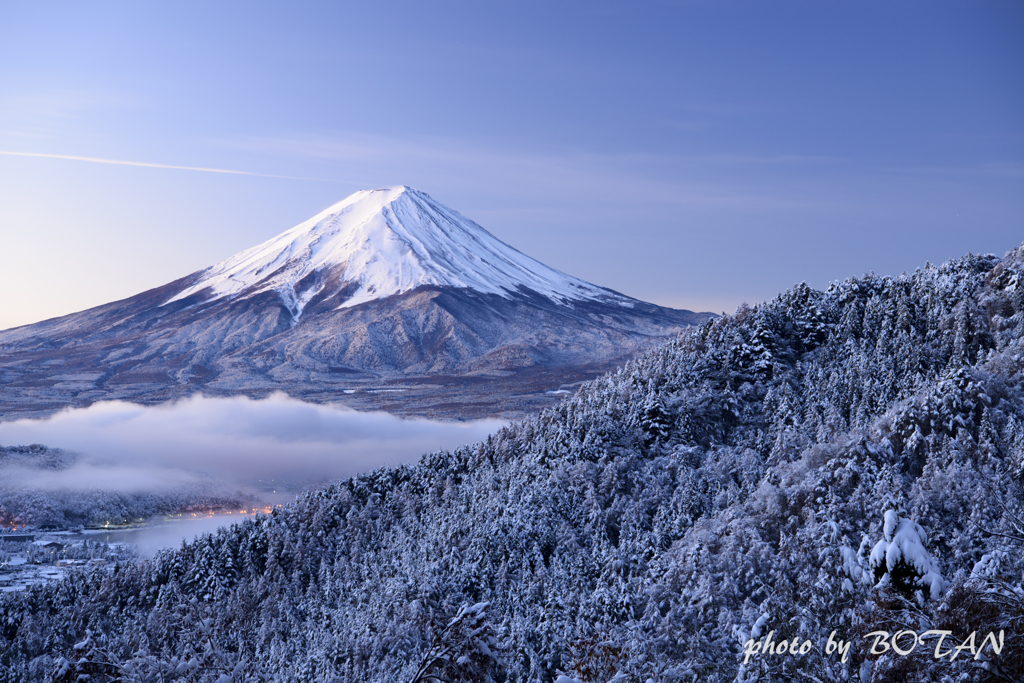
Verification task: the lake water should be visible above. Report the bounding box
[82,513,260,556]
[79,495,294,556]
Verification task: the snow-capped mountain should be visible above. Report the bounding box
[167,186,630,318]
[0,188,713,419]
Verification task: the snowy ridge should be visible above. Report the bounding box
[166,186,630,318]
[5,246,1023,681]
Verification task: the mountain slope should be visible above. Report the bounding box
[0,188,711,420]
[2,244,1022,682]
[166,186,631,316]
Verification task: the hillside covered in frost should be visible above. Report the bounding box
[2,246,1024,682]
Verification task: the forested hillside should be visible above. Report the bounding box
[2,246,1023,682]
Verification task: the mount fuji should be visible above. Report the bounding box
[0,187,713,419]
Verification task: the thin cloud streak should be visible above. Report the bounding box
[0,150,332,181]
[225,132,860,213]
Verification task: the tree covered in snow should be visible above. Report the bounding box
[865,509,947,601]
[2,245,1024,682]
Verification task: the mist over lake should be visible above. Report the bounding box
[0,392,506,495]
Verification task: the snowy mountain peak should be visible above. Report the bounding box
[166,186,630,319]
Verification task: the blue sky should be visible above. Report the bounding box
[1,1,1021,329]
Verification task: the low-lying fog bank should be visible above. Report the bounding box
[0,393,506,531]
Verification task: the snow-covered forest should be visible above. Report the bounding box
[2,245,1023,682]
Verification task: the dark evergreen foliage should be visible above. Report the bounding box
[2,246,1023,682]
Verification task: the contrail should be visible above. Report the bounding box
[0,150,329,181]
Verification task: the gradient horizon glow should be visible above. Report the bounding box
[1,1,1021,330]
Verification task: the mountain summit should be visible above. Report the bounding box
[0,188,713,419]
[168,186,628,318]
